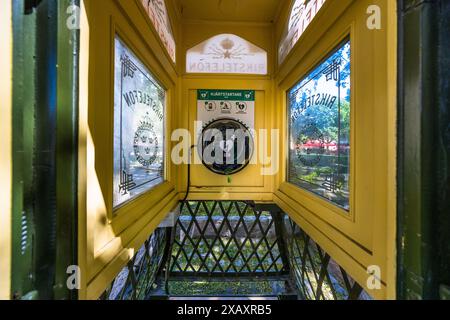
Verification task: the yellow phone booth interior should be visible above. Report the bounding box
[78,0,397,300]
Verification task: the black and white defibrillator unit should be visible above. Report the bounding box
[197,89,255,175]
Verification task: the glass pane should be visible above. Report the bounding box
[288,40,351,211]
[141,0,176,63]
[278,0,327,65]
[186,34,267,75]
[113,37,165,209]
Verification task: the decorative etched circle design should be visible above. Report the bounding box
[199,118,254,175]
[134,119,159,168]
[295,124,325,167]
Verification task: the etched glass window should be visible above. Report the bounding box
[141,0,176,63]
[186,34,267,75]
[279,0,327,65]
[288,40,351,210]
[114,37,165,209]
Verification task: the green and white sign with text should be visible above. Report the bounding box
[197,90,255,129]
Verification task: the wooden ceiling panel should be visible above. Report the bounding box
[176,0,287,23]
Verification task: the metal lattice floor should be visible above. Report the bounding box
[101,201,371,300]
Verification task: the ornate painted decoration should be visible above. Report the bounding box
[187,34,267,75]
[141,0,176,63]
[279,0,327,65]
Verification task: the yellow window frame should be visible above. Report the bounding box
[78,0,179,300]
[274,0,397,299]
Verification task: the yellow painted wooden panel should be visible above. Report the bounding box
[178,19,276,198]
[79,0,181,299]
[78,0,397,300]
[189,90,265,188]
[0,0,12,300]
[180,21,274,77]
[175,0,285,23]
[86,191,179,299]
[274,192,386,300]
[274,0,397,299]
[179,76,276,199]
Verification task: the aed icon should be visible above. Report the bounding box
[236,102,248,114]
[197,89,256,176]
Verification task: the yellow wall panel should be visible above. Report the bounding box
[178,21,277,200]
[274,0,397,299]
[181,21,274,76]
[78,0,397,300]
[79,0,180,299]
[0,0,13,300]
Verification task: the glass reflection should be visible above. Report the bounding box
[288,40,351,210]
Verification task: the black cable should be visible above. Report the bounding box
[181,145,195,204]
